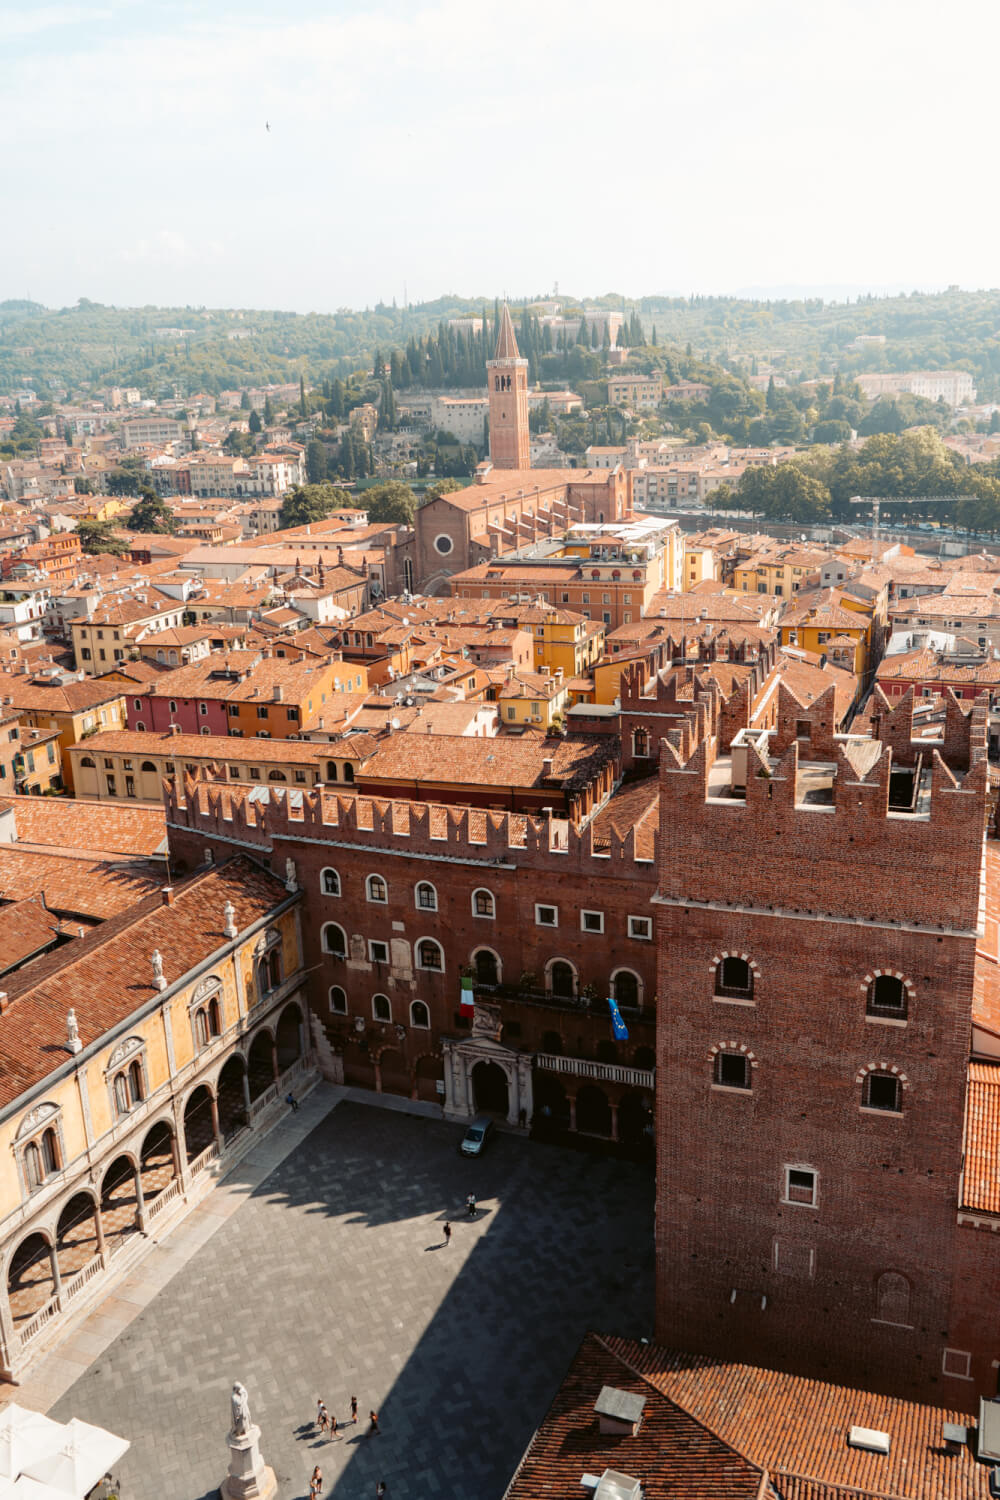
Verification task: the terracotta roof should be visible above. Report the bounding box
[0,795,167,857]
[0,894,63,976]
[493,303,521,362]
[505,1333,763,1500]
[0,672,126,713]
[601,1335,988,1500]
[74,728,328,767]
[359,733,617,791]
[590,777,659,859]
[0,847,161,922]
[0,857,290,1109]
[963,1061,1000,1214]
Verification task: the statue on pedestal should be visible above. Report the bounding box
[221,1380,277,1500]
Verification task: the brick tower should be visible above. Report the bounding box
[487,303,530,470]
[653,684,989,1403]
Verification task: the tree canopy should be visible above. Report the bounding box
[75,519,129,556]
[278,482,354,529]
[363,481,418,525]
[127,490,178,533]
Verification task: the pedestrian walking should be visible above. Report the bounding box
[286,1091,299,1113]
[316,1400,328,1434]
[330,1412,338,1440]
[350,1394,358,1424]
[376,1483,387,1498]
[369,1409,380,1436]
[466,1193,476,1218]
[309,1465,322,1499]
[443,1221,451,1246]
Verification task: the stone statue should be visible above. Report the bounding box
[151,950,166,991]
[231,1382,251,1437]
[224,900,237,938]
[284,857,297,892]
[66,1009,81,1054]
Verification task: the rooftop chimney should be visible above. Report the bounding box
[594,1387,645,1440]
[161,886,174,906]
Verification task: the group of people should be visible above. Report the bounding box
[309,1397,383,1497]
[443,1193,479,1246]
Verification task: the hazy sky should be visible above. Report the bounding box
[3,0,998,312]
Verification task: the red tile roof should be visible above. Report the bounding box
[0,795,167,858]
[963,1061,1000,1214]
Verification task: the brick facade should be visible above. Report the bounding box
[653,682,991,1406]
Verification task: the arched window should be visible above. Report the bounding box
[321,867,340,897]
[372,993,392,1022]
[632,727,650,758]
[24,1141,43,1189]
[140,760,157,772]
[612,970,639,1008]
[80,756,95,768]
[41,1128,59,1175]
[549,960,575,998]
[474,949,499,987]
[875,1271,911,1326]
[329,986,347,1014]
[472,888,495,918]
[868,974,907,1018]
[128,1059,144,1103]
[714,1051,751,1089]
[366,874,387,904]
[267,949,282,990]
[716,956,753,998]
[417,939,443,971]
[208,996,221,1036]
[113,1073,131,1116]
[343,763,355,783]
[322,923,347,956]
[410,1000,430,1028]
[326,761,339,781]
[415,881,437,911]
[196,1009,209,1047]
[863,1071,903,1112]
[268,770,287,782]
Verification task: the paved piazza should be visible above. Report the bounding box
[51,1099,654,1499]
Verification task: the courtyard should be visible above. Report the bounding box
[50,1096,654,1499]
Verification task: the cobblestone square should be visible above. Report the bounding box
[52,1099,654,1500]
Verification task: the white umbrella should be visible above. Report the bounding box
[21,1417,128,1498]
[0,1408,67,1482]
[10,1479,78,1500]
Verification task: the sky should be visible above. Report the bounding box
[2,0,999,313]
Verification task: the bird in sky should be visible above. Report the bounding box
[265,121,270,132]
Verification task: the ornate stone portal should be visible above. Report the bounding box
[220,1382,277,1500]
[442,1005,533,1126]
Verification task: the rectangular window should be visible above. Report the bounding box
[795,720,811,740]
[199,702,208,715]
[535,904,558,927]
[714,1053,750,1089]
[249,767,260,779]
[228,766,241,778]
[369,939,389,964]
[942,1348,972,1379]
[506,707,516,720]
[228,704,239,717]
[581,910,604,933]
[256,706,269,720]
[81,647,91,660]
[784,1166,817,1207]
[628,916,652,940]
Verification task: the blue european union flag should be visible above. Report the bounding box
[607,995,630,1041]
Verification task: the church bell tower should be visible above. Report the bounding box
[487,303,530,470]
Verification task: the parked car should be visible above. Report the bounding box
[460,1118,494,1156]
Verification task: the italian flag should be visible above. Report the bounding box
[460,978,475,1017]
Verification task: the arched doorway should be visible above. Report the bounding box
[183,1084,216,1162]
[576,1084,612,1137]
[217,1055,249,1140]
[533,1074,570,1132]
[275,1002,303,1071]
[472,1059,509,1117]
[550,961,575,999]
[612,969,639,1008]
[8,1232,56,1326]
[247,1029,276,1100]
[415,1053,443,1103]
[378,1047,410,1097]
[140,1121,176,1202]
[473,949,499,987]
[100,1155,140,1249]
[56,1192,101,1281]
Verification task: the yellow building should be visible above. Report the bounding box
[0,857,314,1381]
[779,591,872,690]
[521,606,605,679]
[0,672,127,794]
[682,541,719,591]
[734,545,827,600]
[497,669,571,728]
